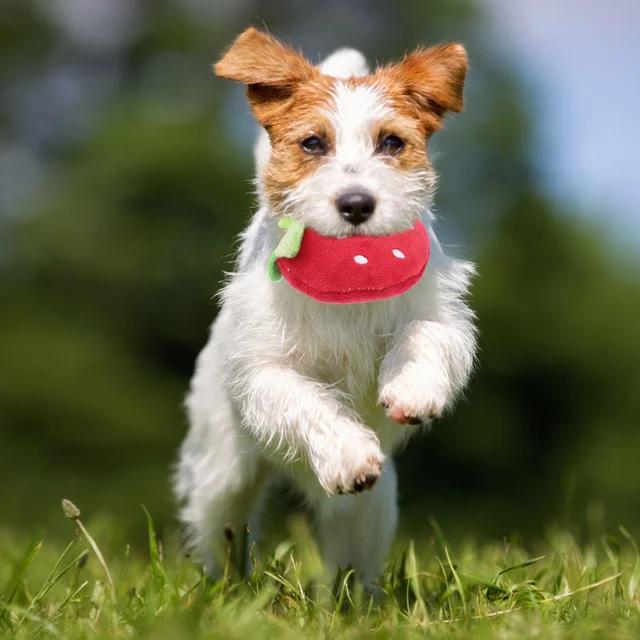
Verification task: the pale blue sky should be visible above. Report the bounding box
[486,0,640,244]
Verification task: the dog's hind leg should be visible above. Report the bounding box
[195,460,270,580]
[174,343,272,579]
[175,419,271,579]
[314,459,398,591]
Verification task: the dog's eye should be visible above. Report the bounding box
[300,136,327,156]
[378,134,404,156]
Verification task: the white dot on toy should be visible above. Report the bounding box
[392,249,405,259]
[354,255,368,265]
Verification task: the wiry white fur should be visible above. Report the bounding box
[175,47,477,588]
[318,48,369,78]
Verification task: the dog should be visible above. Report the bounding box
[174,28,477,589]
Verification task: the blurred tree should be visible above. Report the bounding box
[0,0,638,543]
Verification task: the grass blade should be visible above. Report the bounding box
[495,556,546,581]
[142,505,178,599]
[2,537,42,611]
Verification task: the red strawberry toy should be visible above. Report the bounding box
[267,218,430,304]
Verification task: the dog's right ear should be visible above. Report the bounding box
[215,28,314,86]
[215,28,316,127]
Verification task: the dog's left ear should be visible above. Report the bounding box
[384,43,468,129]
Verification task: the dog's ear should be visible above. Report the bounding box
[215,27,314,86]
[215,28,316,127]
[383,43,468,130]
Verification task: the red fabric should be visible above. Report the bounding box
[276,221,430,304]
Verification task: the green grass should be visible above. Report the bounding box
[1,500,639,639]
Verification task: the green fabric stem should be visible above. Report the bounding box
[267,217,305,282]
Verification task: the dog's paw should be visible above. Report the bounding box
[337,454,383,495]
[379,368,451,426]
[318,440,385,495]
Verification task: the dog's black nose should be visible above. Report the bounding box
[335,191,376,225]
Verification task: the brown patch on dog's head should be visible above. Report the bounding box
[215,28,339,207]
[369,113,432,173]
[260,81,337,208]
[375,43,468,134]
[354,43,466,178]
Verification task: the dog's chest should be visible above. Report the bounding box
[283,297,402,396]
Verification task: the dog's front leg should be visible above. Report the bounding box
[230,364,385,494]
[378,311,476,425]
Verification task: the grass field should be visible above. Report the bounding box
[1,500,639,639]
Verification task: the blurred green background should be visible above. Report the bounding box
[1,0,639,548]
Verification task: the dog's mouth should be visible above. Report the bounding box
[275,190,425,239]
[306,220,420,239]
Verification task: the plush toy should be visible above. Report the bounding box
[268,218,430,304]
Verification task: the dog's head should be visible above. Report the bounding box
[216,28,467,236]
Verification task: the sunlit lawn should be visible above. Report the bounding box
[1,499,639,639]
